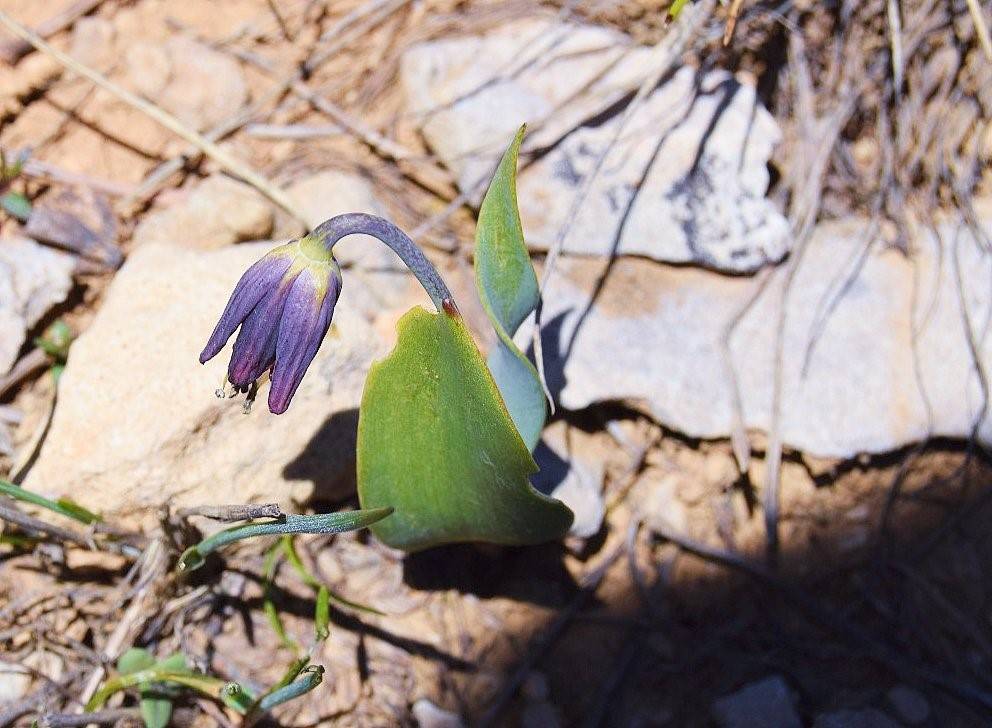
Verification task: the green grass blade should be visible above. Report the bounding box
[281,536,384,616]
[0,480,101,524]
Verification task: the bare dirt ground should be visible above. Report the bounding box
[2,1,992,727]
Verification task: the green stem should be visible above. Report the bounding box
[311,213,458,315]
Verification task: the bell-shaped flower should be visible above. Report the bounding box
[200,233,342,414]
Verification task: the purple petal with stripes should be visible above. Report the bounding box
[199,249,293,364]
[268,266,341,414]
[227,276,294,391]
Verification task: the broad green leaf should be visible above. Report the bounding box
[474,125,545,451]
[140,689,174,728]
[117,648,155,675]
[357,306,573,551]
[0,191,31,221]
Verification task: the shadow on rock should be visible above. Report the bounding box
[402,541,580,608]
[283,407,360,507]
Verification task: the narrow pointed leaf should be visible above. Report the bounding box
[357,306,573,551]
[314,586,330,641]
[177,509,393,572]
[281,535,383,615]
[474,125,545,450]
[0,480,101,524]
[262,544,297,651]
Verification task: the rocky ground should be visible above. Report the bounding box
[1,0,992,726]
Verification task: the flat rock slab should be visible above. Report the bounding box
[0,237,75,377]
[26,243,385,516]
[536,217,992,458]
[133,174,274,250]
[124,37,248,132]
[402,20,788,272]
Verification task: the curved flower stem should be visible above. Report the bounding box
[311,213,457,314]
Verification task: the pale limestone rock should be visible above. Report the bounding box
[124,37,247,131]
[402,18,668,192]
[0,238,75,377]
[0,661,31,703]
[534,216,992,458]
[411,698,466,728]
[132,175,273,250]
[533,420,605,538]
[401,21,788,272]
[516,67,787,271]
[25,242,384,517]
[70,17,117,71]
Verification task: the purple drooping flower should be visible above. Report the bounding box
[200,233,342,414]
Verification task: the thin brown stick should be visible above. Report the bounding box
[0,0,107,65]
[965,0,992,60]
[264,0,292,41]
[21,158,135,198]
[0,348,49,399]
[121,81,291,213]
[0,9,307,223]
[0,498,95,549]
[762,29,857,564]
[177,503,283,522]
[723,0,746,46]
[887,0,904,90]
[39,708,141,728]
[719,269,772,475]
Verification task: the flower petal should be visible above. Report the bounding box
[227,276,294,391]
[199,247,294,364]
[268,265,341,414]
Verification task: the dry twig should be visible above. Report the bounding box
[177,503,283,522]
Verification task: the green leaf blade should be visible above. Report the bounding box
[487,341,545,452]
[357,307,572,551]
[476,126,539,335]
[474,125,546,450]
